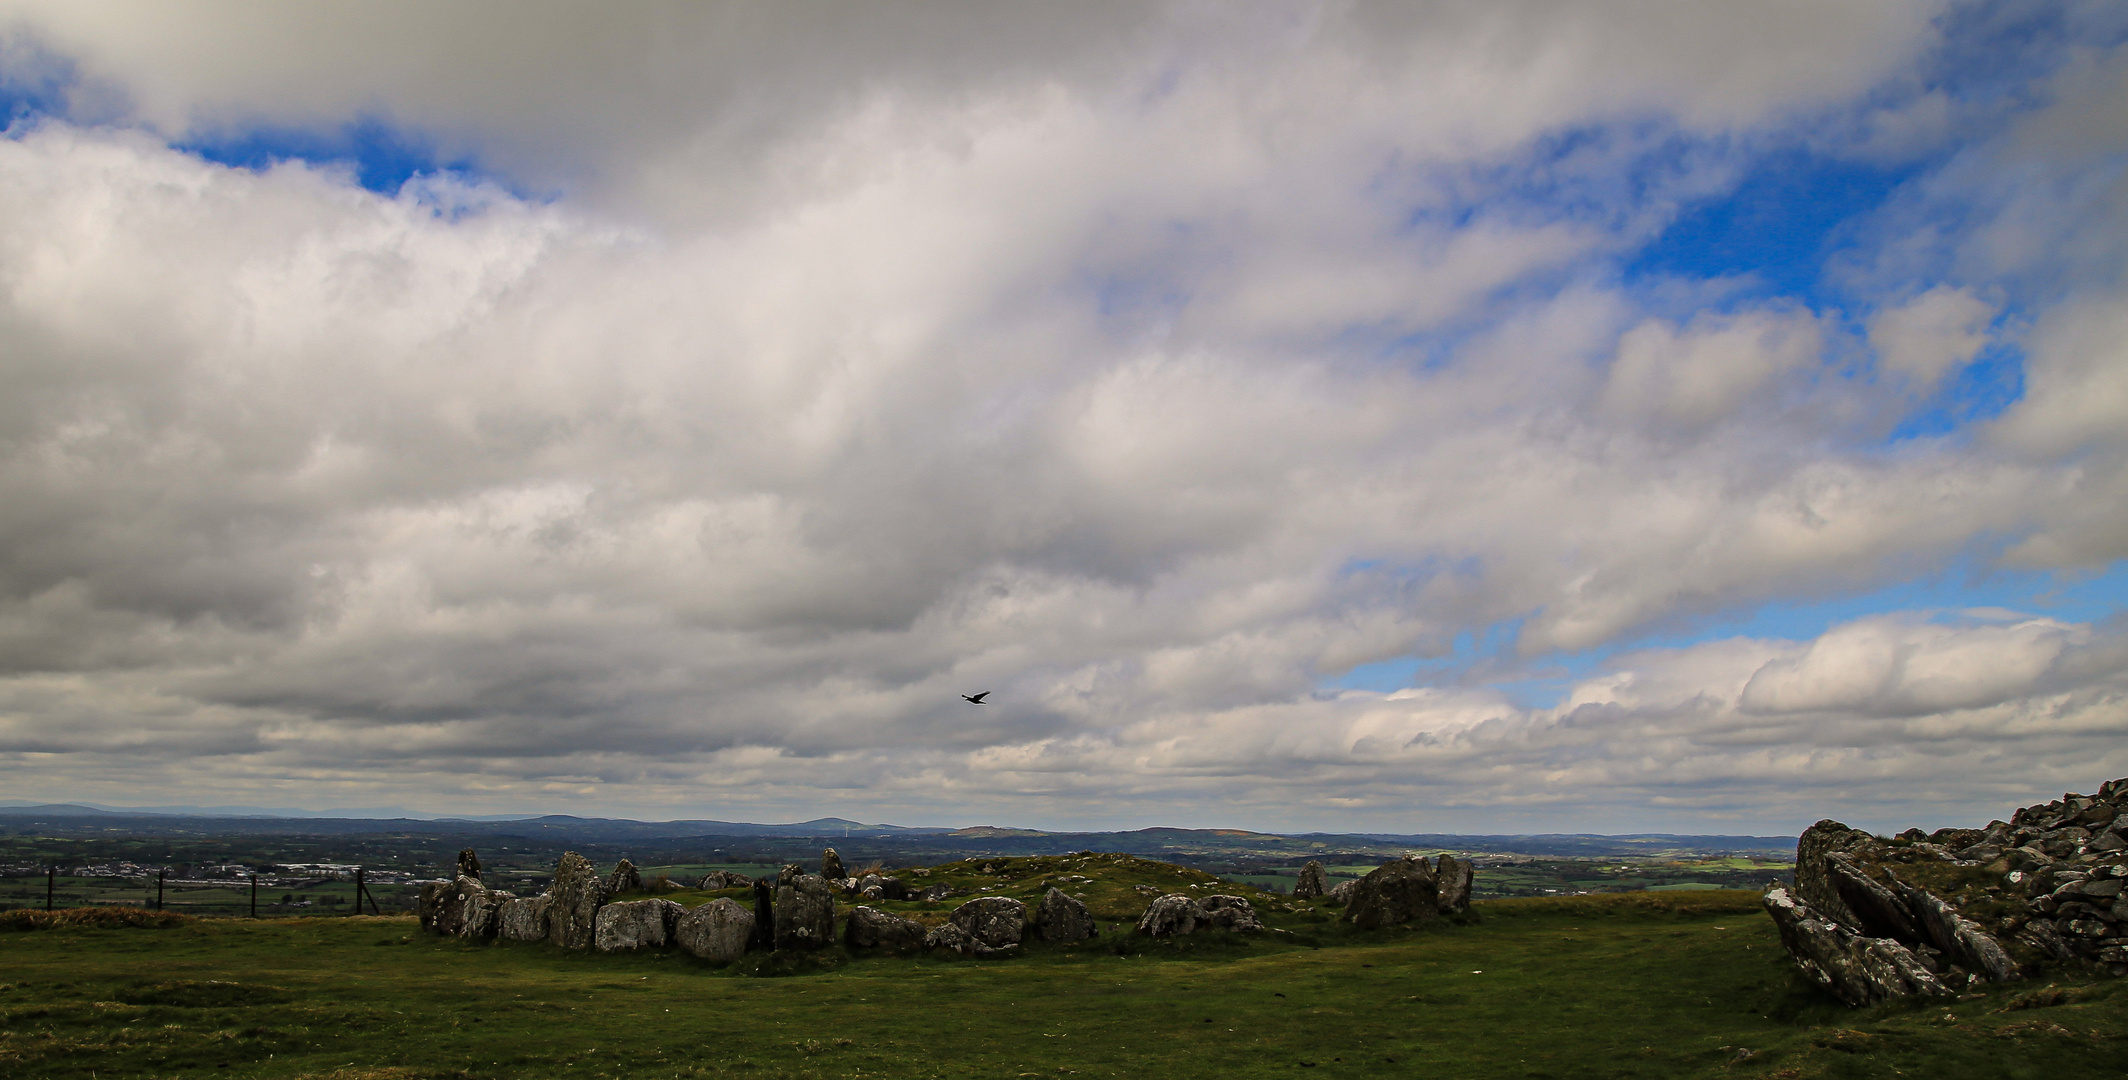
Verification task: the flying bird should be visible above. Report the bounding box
[961,692,990,704]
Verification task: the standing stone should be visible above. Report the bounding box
[496,895,550,942]
[595,898,683,951]
[606,859,643,897]
[456,849,483,881]
[821,849,846,881]
[750,879,777,952]
[425,875,489,936]
[773,865,836,950]
[1344,857,1440,930]
[675,897,755,963]
[845,905,928,950]
[1762,887,1949,1006]
[1326,879,1360,905]
[542,851,609,950]
[1795,820,1871,929]
[1434,855,1474,914]
[461,886,511,939]
[951,896,1028,949]
[1293,861,1328,900]
[1199,895,1264,932]
[697,870,753,891]
[1034,887,1098,942]
[1137,894,1204,937]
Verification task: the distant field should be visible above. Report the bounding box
[2,886,2120,1079]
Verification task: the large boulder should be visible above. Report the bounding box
[1033,887,1098,942]
[1293,860,1327,900]
[821,848,846,880]
[606,859,643,897]
[1326,879,1360,905]
[951,896,1027,949]
[1137,894,1203,937]
[460,886,511,939]
[542,851,609,950]
[697,870,754,891]
[1344,857,1440,930]
[674,897,754,963]
[595,898,682,952]
[845,905,928,950]
[1763,887,1948,1006]
[422,875,490,936]
[1434,855,1474,914]
[773,865,837,950]
[925,920,1018,957]
[1794,820,1872,928]
[1199,895,1264,932]
[496,895,549,942]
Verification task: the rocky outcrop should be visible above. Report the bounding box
[496,895,549,941]
[543,851,609,950]
[671,897,753,962]
[1326,879,1359,905]
[595,898,682,951]
[1034,887,1098,942]
[606,859,643,897]
[1293,860,1327,900]
[1199,895,1264,932]
[696,870,754,891]
[1763,887,1949,1006]
[1435,855,1474,914]
[1768,778,2128,1004]
[456,849,483,881]
[1344,857,1440,930]
[845,905,927,950]
[1137,894,1203,938]
[773,865,836,950]
[821,848,846,881]
[951,896,1026,950]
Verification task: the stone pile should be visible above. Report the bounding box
[1766,777,2128,1006]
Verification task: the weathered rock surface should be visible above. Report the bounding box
[1326,879,1359,905]
[951,896,1027,949]
[542,851,608,950]
[1199,895,1264,932]
[1763,887,1948,1006]
[1137,894,1204,937]
[1794,819,1873,928]
[854,873,912,901]
[1293,860,1328,900]
[1434,855,1474,914]
[1343,857,1440,930]
[496,894,549,941]
[773,865,836,950]
[606,859,643,897]
[695,870,754,891]
[674,897,754,963]
[461,886,512,939]
[845,905,927,950]
[421,875,491,937]
[456,848,483,881]
[924,920,1017,957]
[1034,887,1098,942]
[595,898,682,951]
[821,848,846,881]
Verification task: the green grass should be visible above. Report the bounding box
[1,875,2122,1079]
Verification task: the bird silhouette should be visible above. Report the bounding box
[961,692,990,704]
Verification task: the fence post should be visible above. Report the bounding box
[46,866,54,911]
[352,868,362,917]
[250,873,258,919]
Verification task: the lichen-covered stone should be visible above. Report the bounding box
[821,848,846,880]
[1033,887,1098,942]
[1137,894,1203,937]
[595,898,682,951]
[1326,879,1359,905]
[606,859,643,897]
[1198,895,1264,932]
[675,897,754,963]
[844,905,927,949]
[773,865,836,950]
[1763,887,1948,1006]
[1434,855,1474,914]
[1343,857,1440,930]
[460,886,511,939]
[496,895,549,941]
[951,896,1026,949]
[1293,860,1327,900]
[542,851,608,950]
[1794,820,1872,929]
[925,920,1016,956]
[423,874,489,937]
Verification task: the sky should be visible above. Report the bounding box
[1,1,2125,836]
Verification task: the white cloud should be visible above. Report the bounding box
[1868,285,1994,396]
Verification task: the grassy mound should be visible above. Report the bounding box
[0,905,194,930]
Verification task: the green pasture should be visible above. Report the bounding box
[1,873,2122,1079]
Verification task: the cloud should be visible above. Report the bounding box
[0,3,2121,831]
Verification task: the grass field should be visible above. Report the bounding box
[4,884,2124,1080]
